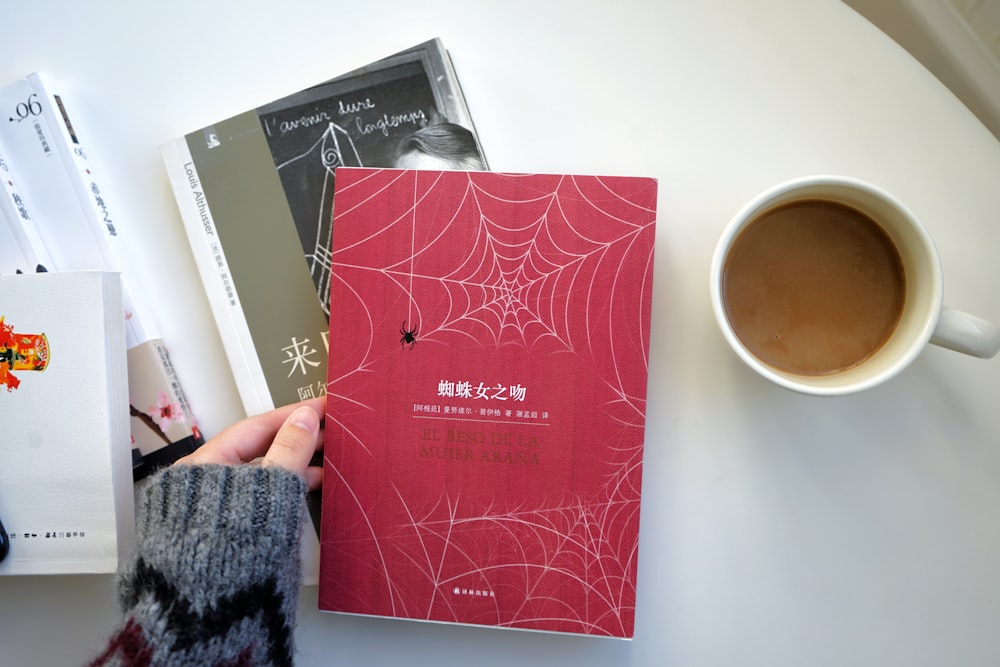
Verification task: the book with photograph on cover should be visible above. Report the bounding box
[0,270,134,575]
[319,168,657,638]
[161,38,488,418]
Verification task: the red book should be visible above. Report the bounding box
[319,168,658,637]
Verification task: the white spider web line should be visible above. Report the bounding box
[397,493,642,634]
[322,481,642,632]
[333,172,653,361]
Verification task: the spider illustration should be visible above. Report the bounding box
[400,320,418,349]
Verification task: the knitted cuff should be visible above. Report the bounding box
[118,464,308,666]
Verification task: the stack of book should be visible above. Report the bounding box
[5,33,663,635]
[160,37,659,637]
[161,38,493,584]
[1,71,206,575]
[0,72,203,481]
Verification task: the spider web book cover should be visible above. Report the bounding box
[319,168,657,637]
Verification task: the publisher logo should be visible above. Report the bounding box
[452,586,495,599]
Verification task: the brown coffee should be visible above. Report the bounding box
[722,199,905,376]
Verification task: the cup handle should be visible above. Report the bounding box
[930,306,1000,359]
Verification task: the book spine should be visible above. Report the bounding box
[439,45,488,166]
[24,72,155,344]
[0,144,53,272]
[0,203,32,274]
[0,76,145,345]
[160,137,273,417]
[100,270,136,570]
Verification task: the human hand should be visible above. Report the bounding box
[174,397,325,490]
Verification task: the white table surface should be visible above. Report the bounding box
[3,1,1000,665]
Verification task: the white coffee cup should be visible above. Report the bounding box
[710,175,1000,395]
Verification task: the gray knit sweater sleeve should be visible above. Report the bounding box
[87,464,308,667]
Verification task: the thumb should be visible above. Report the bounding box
[261,405,322,481]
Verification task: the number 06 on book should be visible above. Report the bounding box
[319,168,657,638]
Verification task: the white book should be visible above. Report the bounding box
[0,74,153,347]
[0,270,134,575]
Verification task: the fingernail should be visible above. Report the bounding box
[290,406,319,432]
